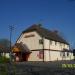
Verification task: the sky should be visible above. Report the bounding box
[0,0,75,48]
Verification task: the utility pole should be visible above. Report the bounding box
[9,25,14,63]
[42,37,44,62]
[9,25,17,75]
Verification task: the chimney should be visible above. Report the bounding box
[38,24,42,27]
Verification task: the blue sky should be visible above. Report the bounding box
[0,0,75,48]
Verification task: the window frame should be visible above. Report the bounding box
[39,39,43,44]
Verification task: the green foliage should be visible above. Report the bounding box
[0,56,10,63]
[0,64,8,75]
[0,72,8,75]
[0,67,7,74]
[0,39,10,48]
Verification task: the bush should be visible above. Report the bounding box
[0,56,10,63]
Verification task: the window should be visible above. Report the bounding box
[67,45,69,49]
[60,51,66,57]
[39,39,43,44]
[63,52,65,57]
[63,44,65,48]
[50,40,52,45]
[67,52,69,56]
[55,41,57,45]
[60,43,62,46]
[60,52,62,56]
[37,50,43,59]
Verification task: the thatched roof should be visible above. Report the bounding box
[22,24,69,45]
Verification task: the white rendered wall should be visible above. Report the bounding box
[44,39,69,50]
[17,31,43,50]
[49,51,73,61]
[28,51,43,61]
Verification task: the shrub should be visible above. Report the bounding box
[0,56,10,63]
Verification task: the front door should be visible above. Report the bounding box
[22,53,30,61]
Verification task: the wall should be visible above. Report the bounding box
[44,50,74,61]
[44,39,69,50]
[17,31,44,61]
[28,51,43,61]
[44,39,73,61]
[44,50,50,61]
[17,31,43,50]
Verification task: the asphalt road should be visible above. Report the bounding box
[0,60,75,75]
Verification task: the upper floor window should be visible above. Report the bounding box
[50,40,52,45]
[55,41,57,45]
[63,44,65,48]
[39,39,43,44]
[60,43,62,47]
[66,45,69,49]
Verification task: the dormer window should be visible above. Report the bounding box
[50,40,52,45]
[55,41,57,45]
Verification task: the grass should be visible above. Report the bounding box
[0,56,10,75]
[0,56,10,63]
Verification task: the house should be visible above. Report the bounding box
[13,24,73,61]
[0,45,10,58]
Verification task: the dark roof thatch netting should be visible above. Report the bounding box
[0,39,11,53]
[22,24,69,45]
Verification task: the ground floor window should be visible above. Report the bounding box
[60,51,70,58]
[67,52,69,56]
[60,51,66,57]
[37,50,43,59]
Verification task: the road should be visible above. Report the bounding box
[0,60,75,75]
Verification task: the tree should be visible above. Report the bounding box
[0,39,11,62]
[0,39,10,48]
